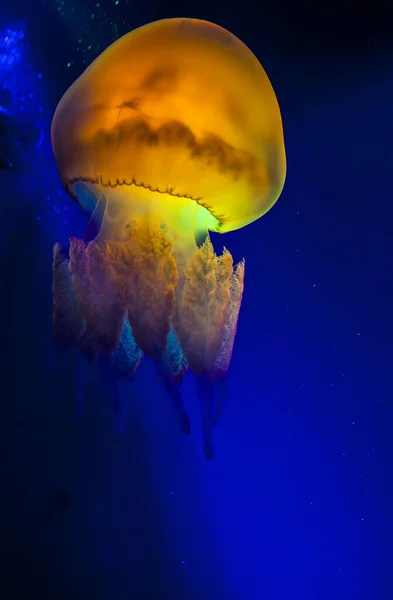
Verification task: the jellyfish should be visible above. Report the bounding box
[51,18,286,459]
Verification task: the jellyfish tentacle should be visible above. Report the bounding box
[75,350,92,420]
[155,351,191,436]
[69,237,127,353]
[171,239,244,456]
[214,259,245,376]
[102,318,143,417]
[52,242,85,348]
[97,355,122,416]
[109,317,143,379]
[196,375,215,460]
[83,192,107,243]
[212,260,244,426]
[173,237,233,376]
[213,375,229,426]
[78,330,99,361]
[166,328,188,385]
[107,219,178,358]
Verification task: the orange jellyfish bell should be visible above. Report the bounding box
[52,17,286,234]
[51,18,286,459]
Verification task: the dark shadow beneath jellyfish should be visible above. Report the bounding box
[50,18,286,459]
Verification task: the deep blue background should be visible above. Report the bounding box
[0,1,392,598]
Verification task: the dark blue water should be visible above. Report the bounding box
[1,1,392,599]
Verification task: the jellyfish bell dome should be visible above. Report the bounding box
[51,17,286,241]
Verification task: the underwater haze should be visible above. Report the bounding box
[0,1,392,599]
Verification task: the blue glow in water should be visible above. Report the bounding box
[0,20,74,253]
[0,26,25,70]
[0,22,45,137]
